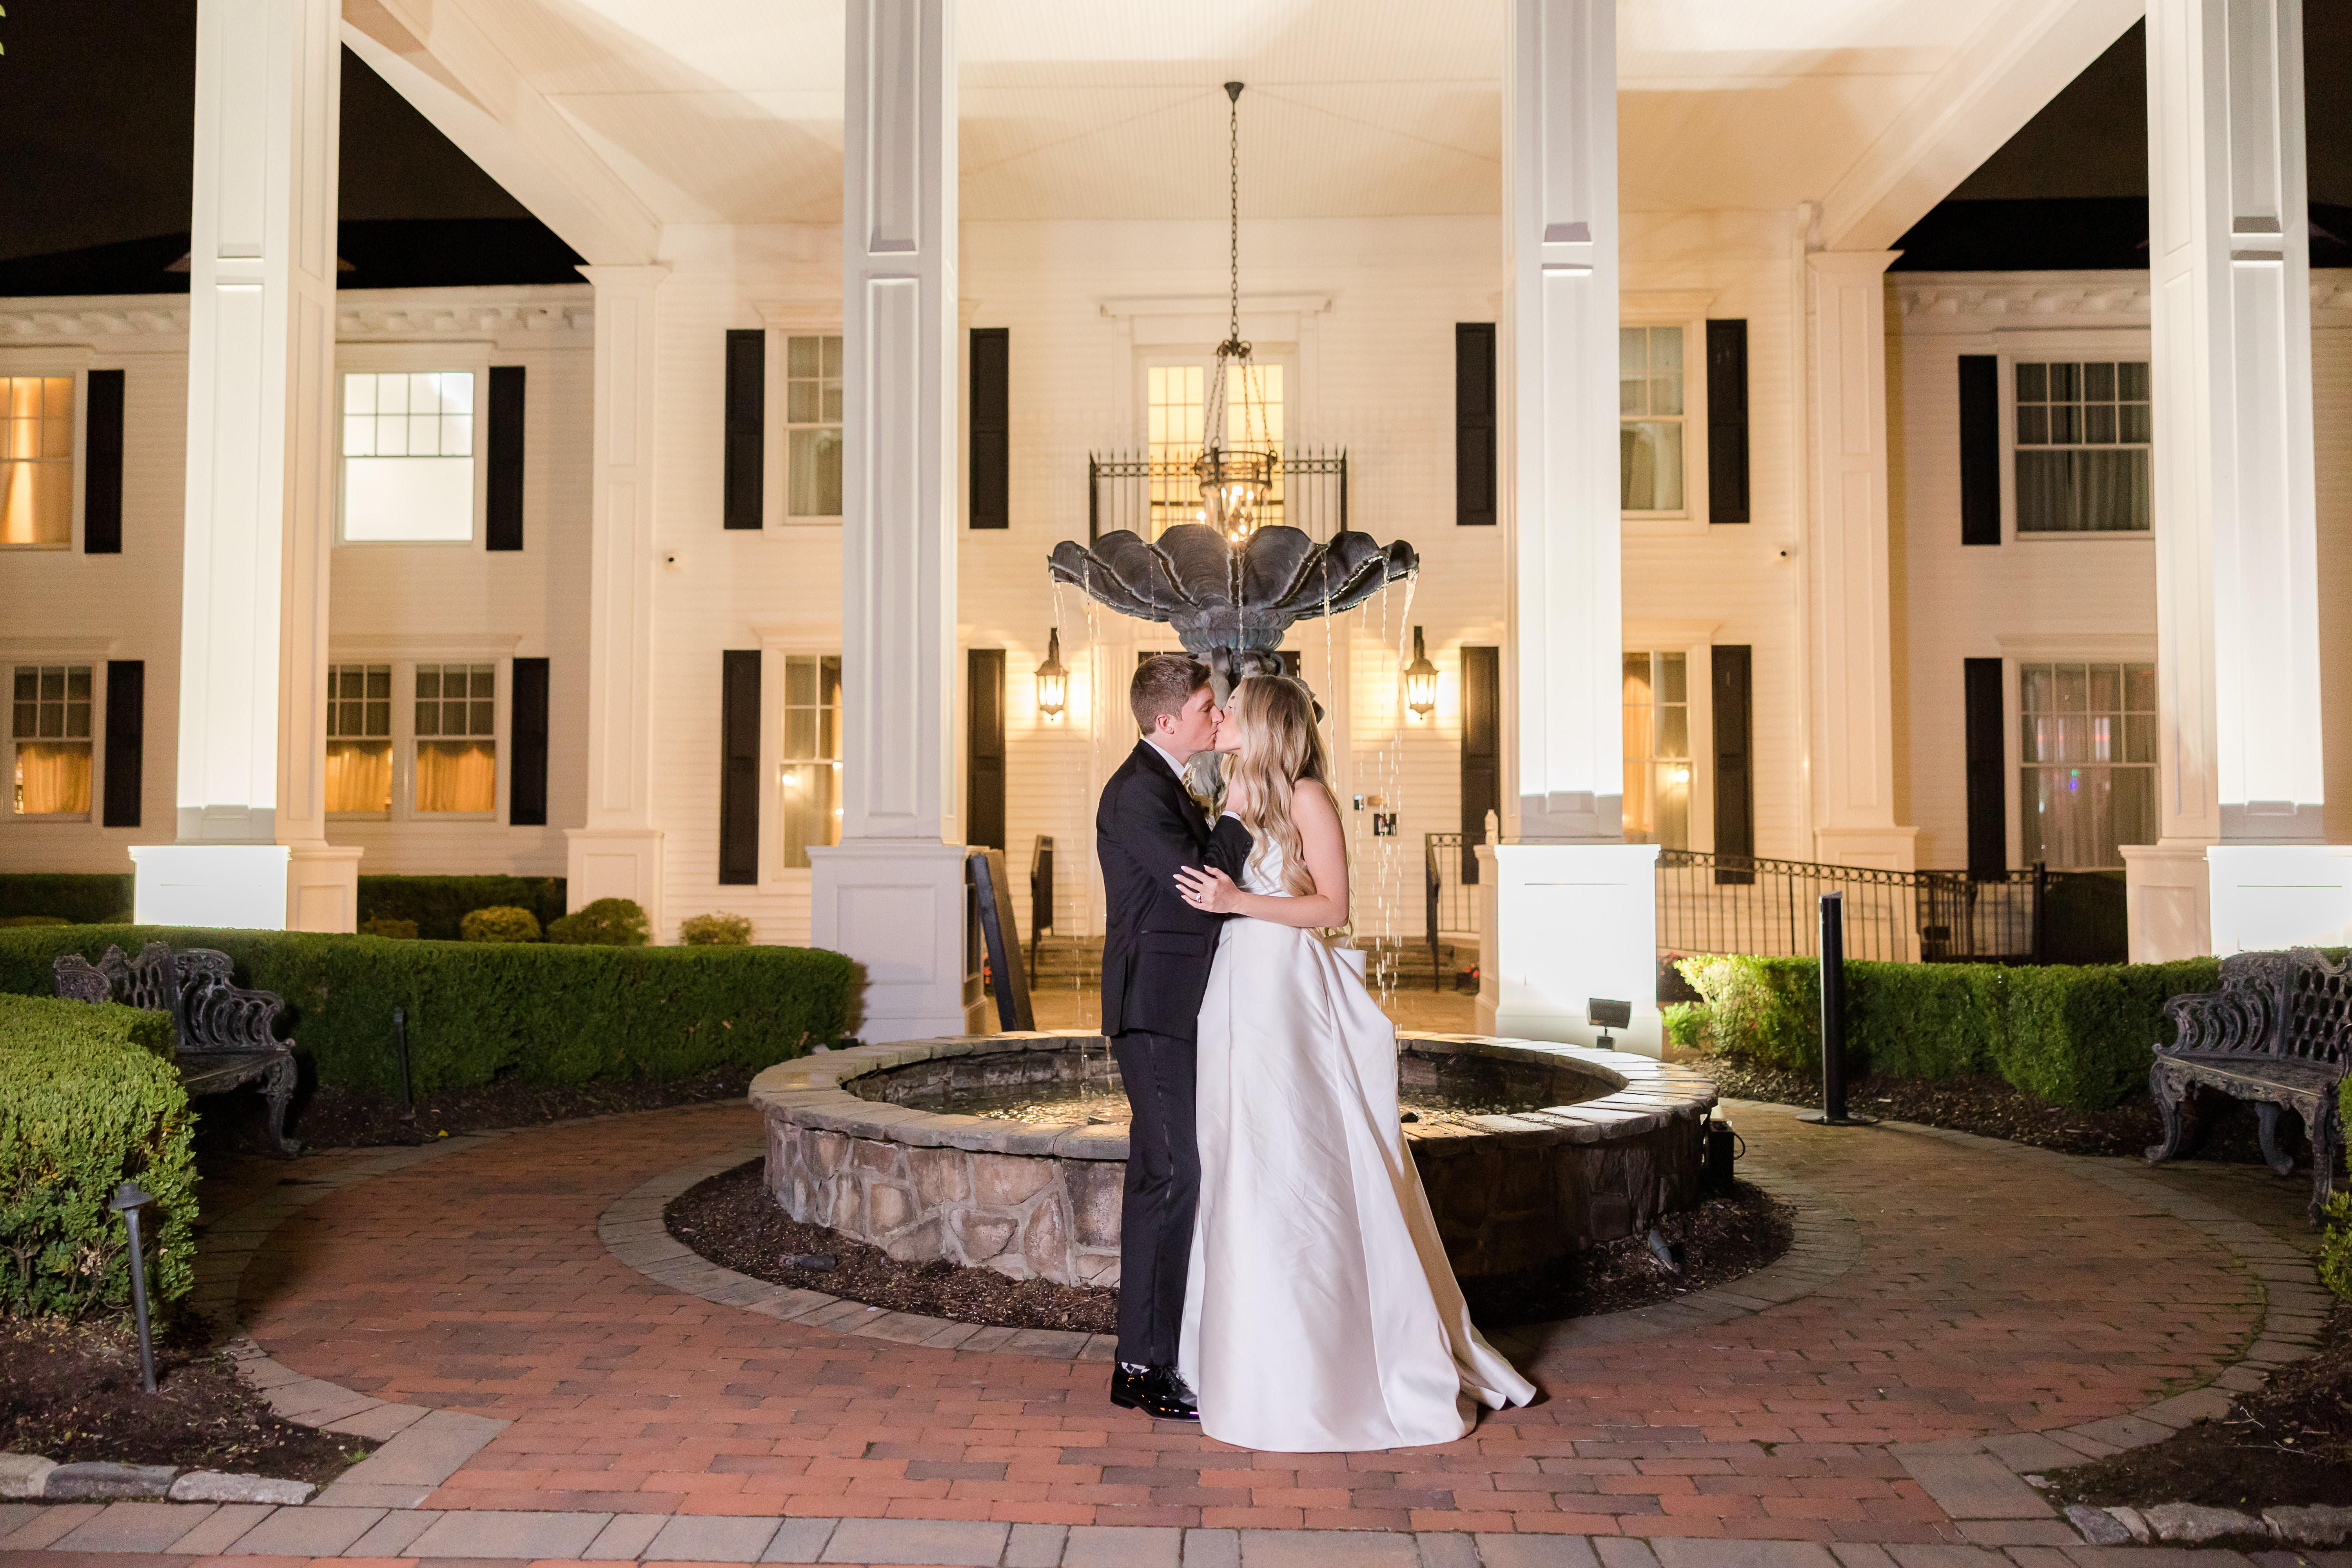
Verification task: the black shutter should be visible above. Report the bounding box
[1459,645,1501,882]
[102,660,142,828]
[83,369,125,554]
[967,649,1006,849]
[723,330,764,531]
[1959,355,2000,546]
[1964,658,2007,877]
[1705,321,1749,524]
[969,328,1009,530]
[1454,324,1496,527]
[509,657,549,826]
[719,651,761,883]
[486,366,526,551]
[1710,645,1754,882]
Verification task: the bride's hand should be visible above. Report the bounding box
[1175,864,1241,913]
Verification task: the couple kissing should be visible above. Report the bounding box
[1094,652,1535,1453]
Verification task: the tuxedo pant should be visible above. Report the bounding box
[1111,1029,1198,1368]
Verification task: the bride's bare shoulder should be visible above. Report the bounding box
[1292,778,1342,830]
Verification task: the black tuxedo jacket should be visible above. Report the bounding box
[1096,739,1254,1042]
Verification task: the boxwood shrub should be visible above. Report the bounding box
[0,926,859,1098]
[0,874,136,926]
[0,994,196,1319]
[1676,953,2225,1111]
[356,876,567,941]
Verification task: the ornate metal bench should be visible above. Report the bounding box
[2147,948,2349,1225]
[53,942,301,1156]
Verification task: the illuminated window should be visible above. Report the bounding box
[325,664,392,815]
[779,654,842,869]
[2,377,74,547]
[11,665,92,817]
[415,663,495,813]
[1143,361,1283,537]
[2014,362,2151,533]
[784,336,843,520]
[342,371,475,541]
[1620,327,1685,514]
[2020,662,2156,868]
[1622,651,1690,848]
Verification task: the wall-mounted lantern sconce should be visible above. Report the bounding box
[1404,626,1439,720]
[1036,628,1069,718]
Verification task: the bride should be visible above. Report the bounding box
[1171,675,1536,1452]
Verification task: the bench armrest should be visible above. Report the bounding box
[2161,986,2269,1056]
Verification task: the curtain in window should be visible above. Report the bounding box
[326,740,393,813]
[416,741,496,812]
[1620,424,1683,511]
[2016,448,2150,532]
[15,741,90,814]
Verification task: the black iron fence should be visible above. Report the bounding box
[1088,448,1349,541]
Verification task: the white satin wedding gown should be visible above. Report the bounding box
[1176,834,1537,1452]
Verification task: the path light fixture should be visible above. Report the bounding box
[1405,626,1439,719]
[1035,628,1068,718]
[108,1180,159,1393]
[1198,82,1276,544]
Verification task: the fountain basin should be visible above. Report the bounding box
[751,1032,1718,1287]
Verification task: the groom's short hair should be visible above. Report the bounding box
[1131,653,1209,733]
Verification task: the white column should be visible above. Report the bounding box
[137,0,357,932]
[809,0,982,1042]
[2129,0,2337,958]
[1804,251,1917,873]
[1480,0,1661,1054]
[565,265,669,935]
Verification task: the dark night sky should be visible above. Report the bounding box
[4,7,2352,265]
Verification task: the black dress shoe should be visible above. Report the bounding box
[1109,1363,1200,1422]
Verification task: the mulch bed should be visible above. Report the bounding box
[666,1160,1793,1334]
[192,1064,764,1156]
[0,1315,365,1484]
[2043,1300,2352,1511]
[1698,1057,2296,1166]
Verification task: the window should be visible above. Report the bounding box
[1143,359,1284,537]
[341,371,475,542]
[2019,662,2156,868]
[1622,652,1690,848]
[784,336,843,520]
[2014,362,2151,533]
[11,665,92,817]
[778,654,842,869]
[1620,327,1684,513]
[415,663,495,813]
[2,376,74,546]
[325,664,392,815]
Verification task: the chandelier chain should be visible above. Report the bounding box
[1228,89,1241,342]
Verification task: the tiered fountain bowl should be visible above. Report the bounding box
[751,1034,1718,1287]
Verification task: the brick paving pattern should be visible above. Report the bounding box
[218,1100,2272,1546]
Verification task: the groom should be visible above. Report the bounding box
[1096,653,1252,1422]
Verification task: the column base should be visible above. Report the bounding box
[2207,843,2352,953]
[1476,842,1662,1057]
[809,839,985,1044]
[2122,841,2212,961]
[287,844,363,933]
[1812,826,1918,873]
[131,844,292,931]
[565,828,666,938]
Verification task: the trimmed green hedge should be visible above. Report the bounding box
[2321,1075,2352,1302]
[0,926,859,1097]
[0,874,135,925]
[1677,954,2225,1111]
[0,994,196,1319]
[356,876,567,941]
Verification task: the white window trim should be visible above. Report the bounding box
[325,639,520,822]
[1621,292,1715,535]
[0,356,94,552]
[1622,619,1719,854]
[1989,328,2154,545]
[333,345,494,548]
[754,624,844,881]
[5,652,105,824]
[757,320,846,530]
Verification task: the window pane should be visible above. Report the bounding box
[2083,362,2115,400]
[2085,404,2116,444]
[326,740,393,813]
[2119,403,2153,443]
[13,740,91,815]
[2016,405,2048,445]
[2049,363,2080,400]
[416,741,495,811]
[2118,361,2150,400]
[779,762,840,869]
[787,381,822,423]
[2016,363,2046,402]
[788,427,843,516]
[1658,652,1686,703]
[2125,663,2156,712]
[1,376,76,546]
[2016,449,2149,532]
[1619,421,1684,510]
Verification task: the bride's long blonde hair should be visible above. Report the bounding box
[1225,676,1336,900]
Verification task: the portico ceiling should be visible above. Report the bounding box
[345,0,2143,261]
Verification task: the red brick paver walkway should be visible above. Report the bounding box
[232,1100,2265,1546]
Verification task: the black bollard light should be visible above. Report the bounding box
[108,1181,158,1393]
[1799,892,1875,1127]
[392,1005,414,1119]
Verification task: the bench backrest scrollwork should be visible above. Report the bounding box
[51,942,287,1055]
[2162,948,2352,1067]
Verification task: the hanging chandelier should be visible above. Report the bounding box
[1198,81,1276,544]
